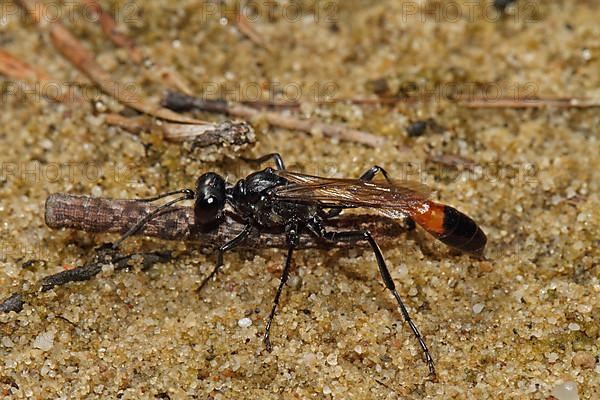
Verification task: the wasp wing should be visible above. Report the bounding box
[273,170,432,217]
[274,171,487,254]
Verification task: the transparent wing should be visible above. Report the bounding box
[273,170,432,215]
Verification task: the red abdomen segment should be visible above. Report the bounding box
[411,201,487,255]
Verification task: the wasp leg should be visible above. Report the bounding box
[308,222,436,376]
[134,189,196,202]
[358,165,393,182]
[263,225,299,351]
[196,224,253,293]
[241,153,286,171]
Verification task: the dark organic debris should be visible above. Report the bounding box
[1,251,171,314]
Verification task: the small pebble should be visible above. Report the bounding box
[545,352,559,363]
[237,317,252,328]
[572,351,596,369]
[326,353,338,366]
[93,384,104,394]
[94,101,107,113]
[33,329,55,351]
[301,352,317,365]
[1,336,15,348]
[91,185,103,197]
[287,274,302,289]
[40,139,53,150]
[479,261,493,273]
[40,364,51,376]
[568,323,580,331]
[472,303,485,314]
[581,48,592,61]
[406,120,428,137]
[551,381,579,400]
[85,114,104,127]
[576,304,592,313]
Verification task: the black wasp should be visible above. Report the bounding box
[111,153,487,376]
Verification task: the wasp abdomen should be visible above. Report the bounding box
[413,201,487,255]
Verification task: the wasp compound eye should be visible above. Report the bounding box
[195,173,226,225]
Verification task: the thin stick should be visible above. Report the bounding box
[240,96,419,110]
[0,48,49,82]
[234,14,274,53]
[104,113,151,134]
[162,91,386,148]
[78,0,143,63]
[460,96,600,109]
[243,95,600,110]
[44,194,408,249]
[0,251,171,314]
[0,48,80,103]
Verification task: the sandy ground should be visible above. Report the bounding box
[1,0,599,399]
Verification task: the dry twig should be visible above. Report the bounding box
[233,13,274,52]
[0,48,48,82]
[162,91,386,147]
[104,113,151,134]
[0,48,79,102]
[77,0,143,63]
[459,96,600,109]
